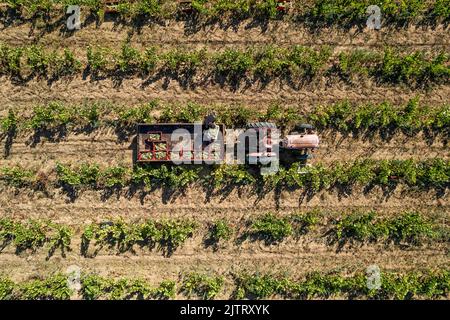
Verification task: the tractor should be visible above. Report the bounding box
[136,115,319,173]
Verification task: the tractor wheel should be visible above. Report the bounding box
[294,123,315,131]
[246,122,277,129]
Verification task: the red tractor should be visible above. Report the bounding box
[136,116,319,171]
[244,122,319,166]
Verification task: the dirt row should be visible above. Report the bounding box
[0,20,449,49]
[2,200,448,224]
[0,185,447,221]
[1,76,449,110]
[1,129,448,169]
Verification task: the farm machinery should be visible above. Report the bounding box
[136,115,319,173]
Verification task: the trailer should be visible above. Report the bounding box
[136,123,226,163]
[136,117,320,167]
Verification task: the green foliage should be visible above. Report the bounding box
[181,273,224,299]
[55,162,81,187]
[234,273,285,299]
[100,166,128,188]
[308,0,368,25]
[7,103,103,133]
[250,213,293,242]
[24,45,49,76]
[139,46,159,75]
[265,159,449,192]
[307,0,431,25]
[0,218,73,254]
[152,280,177,299]
[288,45,333,78]
[0,110,18,134]
[0,166,35,188]
[81,220,143,253]
[28,102,74,130]
[208,219,233,242]
[50,49,82,78]
[0,43,22,76]
[87,45,111,74]
[157,220,198,249]
[260,103,302,128]
[81,219,197,254]
[214,48,253,81]
[1,42,449,86]
[17,274,72,300]
[55,162,100,188]
[290,211,321,236]
[80,274,109,300]
[3,158,448,194]
[131,165,200,189]
[421,158,450,189]
[77,103,101,127]
[115,43,141,73]
[336,50,380,80]
[2,269,448,300]
[308,99,450,135]
[333,211,437,245]
[216,105,253,127]
[0,278,14,300]
[432,0,450,20]
[117,101,157,124]
[211,165,256,188]
[377,271,450,299]
[254,46,291,79]
[159,102,206,123]
[379,49,449,86]
[1,1,449,27]
[235,269,450,300]
[334,211,383,242]
[388,212,437,244]
[81,274,153,300]
[81,273,176,300]
[162,48,206,74]
[47,223,73,256]
[0,44,79,79]
[2,99,448,139]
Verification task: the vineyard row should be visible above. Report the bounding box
[0,159,448,193]
[0,211,447,257]
[1,269,449,300]
[0,43,449,87]
[1,0,449,26]
[1,99,449,139]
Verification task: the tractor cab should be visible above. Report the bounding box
[244,122,278,165]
